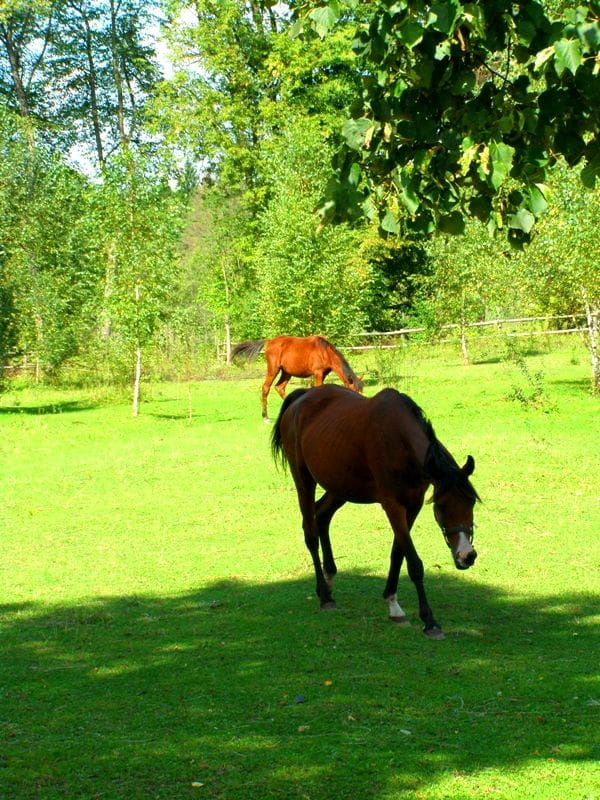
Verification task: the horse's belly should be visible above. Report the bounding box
[307,459,376,504]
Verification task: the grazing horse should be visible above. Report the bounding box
[231,335,363,421]
[271,385,480,639]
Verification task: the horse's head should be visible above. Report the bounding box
[347,374,364,394]
[431,455,479,570]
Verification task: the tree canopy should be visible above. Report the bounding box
[296,0,600,244]
[0,0,598,394]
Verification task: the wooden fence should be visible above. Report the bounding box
[344,314,590,351]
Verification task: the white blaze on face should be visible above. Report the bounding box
[454,530,474,563]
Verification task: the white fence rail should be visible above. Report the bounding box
[345,314,590,351]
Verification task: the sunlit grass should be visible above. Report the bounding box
[1,338,598,799]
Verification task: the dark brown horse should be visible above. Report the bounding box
[231,335,364,421]
[271,385,480,639]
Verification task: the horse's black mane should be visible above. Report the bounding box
[398,393,480,503]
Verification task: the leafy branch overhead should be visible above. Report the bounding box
[296,0,600,243]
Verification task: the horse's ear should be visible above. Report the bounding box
[462,455,475,476]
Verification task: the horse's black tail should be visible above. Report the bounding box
[231,339,265,363]
[271,388,309,471]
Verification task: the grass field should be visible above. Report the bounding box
[1,338,599,799]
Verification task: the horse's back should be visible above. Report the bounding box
[268,335,333,376]
[280,385,430,503]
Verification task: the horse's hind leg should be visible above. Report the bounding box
[261,367,280,422]
[291,466,336,609]
[315,492,345,589]
[274,370,291,399]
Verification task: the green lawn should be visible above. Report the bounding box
[1,339,599,799]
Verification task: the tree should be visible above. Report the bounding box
[151,0,362,210]
[0,105,99,379]
[522,162,600,391]
[297,1,600,244]
[50,0,161,168]
[421,222,524,362]
[92,154,184,414]
[253,120,371,339]
[0,0,56,124]
[178,186,258,362]
[1,0,161,166]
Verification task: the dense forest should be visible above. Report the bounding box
[1,0,599,398]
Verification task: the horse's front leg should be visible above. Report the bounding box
[292,467,335,609]
[382,500,443,638]
[382,537,409,625]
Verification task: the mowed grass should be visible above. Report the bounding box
[1,339,599,800]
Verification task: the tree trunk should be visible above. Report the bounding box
[109,0,129,148]
[582,286,599,394]
[132,285,142,416]
[102,240,116,339]
[460,291,469,365]
[81,12,105,166]
[224,314,231,365]
[1,22,31,118]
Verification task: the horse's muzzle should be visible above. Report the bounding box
[454,548,477,570]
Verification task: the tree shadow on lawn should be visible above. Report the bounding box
[0,400,97,415]
[549,378,592,390]
[2,574,598,800]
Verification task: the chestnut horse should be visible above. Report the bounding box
[271,385,480,639]
[231,335,363,421]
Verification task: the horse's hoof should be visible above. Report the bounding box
[424,626,445,640]
[389,615,411,626]
[321,601,337,611]
[263,417,271,424]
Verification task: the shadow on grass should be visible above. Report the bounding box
[150,412,242,423]
[2,574,598,800]
[549,378,591,390]
[0,400,97,415]
[472,356,503,365]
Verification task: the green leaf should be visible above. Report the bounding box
[516,20,536,46]
[348,162,361,187]
[342,118,376,151]
[533,46,554,72]
[396,169,420,215]
[462,3,485,37]
[429,1,461,35]
[435,40,451,60]
[553,38,582,76]
[399,20,424,48]
[381,210,400,234]
[489,141,515,190]
[508,208,535,234]
[527,184,548,215]
[581,159,600,189]
[289,19,305,39]
[362,196,378,221]
[308,6,340,38]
